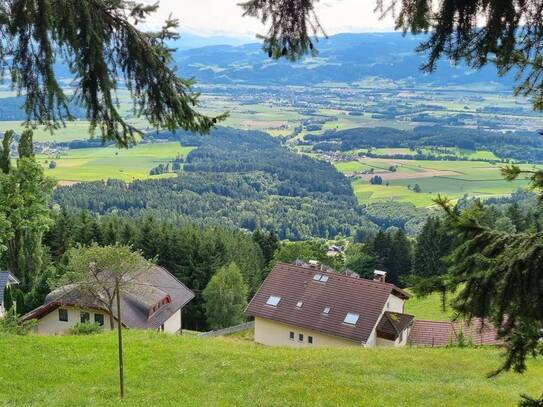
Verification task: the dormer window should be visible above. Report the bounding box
[344,312,359,325]
[148,295,172,318]
[296,301,303,308]
[266,295,281,307]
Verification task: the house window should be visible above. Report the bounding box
[58,308,68,322]
[308,336,313,344]
[266,295,281,307]
[344,312,359,325]
[94,313,104,326]
[298,333,304,342]
[296,301,303,308]
[313,274,329,283]
[323,307,331,314]
[80,312,90,323]
[289,331,294,340]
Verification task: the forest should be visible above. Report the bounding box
[308,126,543,162]
[52,128,378,240]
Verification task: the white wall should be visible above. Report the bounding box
[254,317,359,347]
[384,294,405,313]
[162,308,182,333]
[34,306,112,335]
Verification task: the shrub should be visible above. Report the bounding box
[68,322,103,335]
[0,309,36,336]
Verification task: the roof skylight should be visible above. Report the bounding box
[313,273,329,283]
[323,306,331,314]
[344,312,359,325]
[266,295,281,307]
[296,301,303,308]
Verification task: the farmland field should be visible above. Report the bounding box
[337,158,540,206]
[38,142,194,182]
[1,331,541,407]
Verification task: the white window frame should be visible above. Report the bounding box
[266,295,281,307]
[344,312,360,325]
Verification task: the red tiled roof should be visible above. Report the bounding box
[409,318,501,347]
[246,262,409,344]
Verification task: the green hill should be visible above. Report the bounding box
[1,331,541,406]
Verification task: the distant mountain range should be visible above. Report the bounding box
[173,33,515,88]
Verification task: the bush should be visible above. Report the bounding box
[68,322,103,335]
[0,309,36,336]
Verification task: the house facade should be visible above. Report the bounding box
[246,262,414,348]
[0,272,20,318]
[23,266,194,335]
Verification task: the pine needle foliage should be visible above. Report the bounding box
[1,0,225,146]
[434,189,543,405]
[240,0,325,61]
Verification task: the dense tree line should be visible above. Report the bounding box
[40,210,272,331]
[307,126,543,162]
[362,201,428,236]
[53,128,378,240]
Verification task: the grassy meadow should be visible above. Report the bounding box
[336,157,539,207]
[1,331,541,407]
[39,142,194,183]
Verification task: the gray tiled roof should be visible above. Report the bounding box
[26,266,194,329]
[0,272,19,304]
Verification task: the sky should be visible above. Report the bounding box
[143,0,396,40]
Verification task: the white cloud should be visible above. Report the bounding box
[142,0,396,38]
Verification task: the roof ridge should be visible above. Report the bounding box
[278,262,395,291]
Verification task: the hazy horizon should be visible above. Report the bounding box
[142,0,396,40]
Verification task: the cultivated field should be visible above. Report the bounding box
[336,158,539,206]
[38,142,194,183]
[1,331,541,406]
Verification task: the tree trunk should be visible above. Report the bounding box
[116,278,125,399]
[109,310,115,330]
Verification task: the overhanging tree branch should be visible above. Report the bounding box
[2,0,226,147]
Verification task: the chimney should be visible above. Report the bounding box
[373,270,387,283]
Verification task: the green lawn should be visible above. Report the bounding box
[405,291,455,321]
[0,331,541,406]
[39,142,194,182]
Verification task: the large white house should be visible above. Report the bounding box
[23,266,194,335]
[246,262,414,347]
[0,271,20,318]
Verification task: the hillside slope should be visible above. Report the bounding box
[1,331,541,406]
[174,33,514,87]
